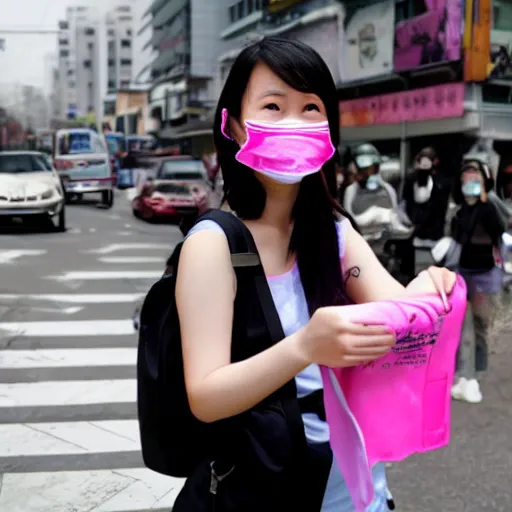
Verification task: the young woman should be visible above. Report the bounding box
[451,161,504,404]
[175,37,455,511]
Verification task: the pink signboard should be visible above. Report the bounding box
[339,82,465,127]
[394,0,463,72]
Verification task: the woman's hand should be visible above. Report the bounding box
[406,266,457,311]
[297,307,396,368]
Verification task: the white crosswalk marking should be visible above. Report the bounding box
[0,243,184,512]
[0,249,47,264]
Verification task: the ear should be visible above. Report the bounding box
[229,116,247,146]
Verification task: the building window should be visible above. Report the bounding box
[59,21,69,30]
[229,5,236,22]
[88,42,94,51]
[108,29,115,37]
[88,106,94,112]
[237,1,245,19]
[493,0,512,31]
[395,0,428,22]
[117,5,131,12]
[127,29,132,36]
[83,60,92,68]
[120,80,130,88]
[59,39,68,46]
[119,16,132,22]
[60,49,69,57]
[108,80,116,90]
[121,58,132,66]
[108,59,115,66]
[247,0,254,14]
[69,81,75,88]
[84,27,95,36]
[121,39,131,48]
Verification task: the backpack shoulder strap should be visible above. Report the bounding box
[196,209,285,344]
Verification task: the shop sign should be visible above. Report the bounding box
[339,82,465,127]
[394,0,463,72]
[463,0,491,82]
[265,0,308,14]
[342,0,395,82]
[488,30,512,79]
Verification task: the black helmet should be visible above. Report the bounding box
[351,143,381,170]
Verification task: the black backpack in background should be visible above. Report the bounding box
[136,210,288,478]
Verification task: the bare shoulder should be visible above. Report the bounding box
[176,228,236,301]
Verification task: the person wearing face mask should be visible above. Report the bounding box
[398,147,450,279]
[342,143,406,238]
[169,37,456,511]
[450,161,504,404]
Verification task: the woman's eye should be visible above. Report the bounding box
[305,103,320,112]
[264,103,280,111]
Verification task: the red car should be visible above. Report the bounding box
[132,158,209,222]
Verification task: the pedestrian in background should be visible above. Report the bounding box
[399,147,450,279]
[450,160,504,403]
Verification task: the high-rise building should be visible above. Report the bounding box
[55,3,135,122]
[56,5,100,120]
[131,0,156,86]
[106,4,135,94]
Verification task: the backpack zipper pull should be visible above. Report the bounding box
[209,461,235,495]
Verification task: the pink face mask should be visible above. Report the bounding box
[221,108,335,184]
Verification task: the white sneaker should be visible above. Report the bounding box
[452,377,482,403]
[451,377,467,400]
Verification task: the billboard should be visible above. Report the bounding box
[342,0,395,82]
[339,82,465,127]
[488,31,512,79]
[394,0,463,72]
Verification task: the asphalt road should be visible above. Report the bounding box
[0,191,510,512]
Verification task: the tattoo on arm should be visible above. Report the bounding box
[344,266,361,285]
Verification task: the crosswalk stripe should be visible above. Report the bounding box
[0,420,139,457]
[99,256,164,264]
[0,469,183,511]
[0,319,135,337]
[0,379,135,407]
[87,243,170,254]
[47,271,162,281]
[1,336,138,350]
[0,348,137,369]
[0,293,144,304]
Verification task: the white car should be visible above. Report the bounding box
[0,151,66,231]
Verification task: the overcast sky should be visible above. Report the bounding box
[0,0,133,91]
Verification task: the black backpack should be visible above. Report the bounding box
[137,209,300,478]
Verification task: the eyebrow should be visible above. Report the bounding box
[257,89,287,100]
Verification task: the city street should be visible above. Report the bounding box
[0,191,511,512]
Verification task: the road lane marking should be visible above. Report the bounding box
[0,293,144,304]
[0,468,183,511]
[0,319,135,337]
[0,348,137,369]
[98,257,162,264]
[0,420,139,457]
[86,243,169,254]
[0,250,47,264]
[46,271,162,281]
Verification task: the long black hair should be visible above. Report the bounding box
[213,37,354,314]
